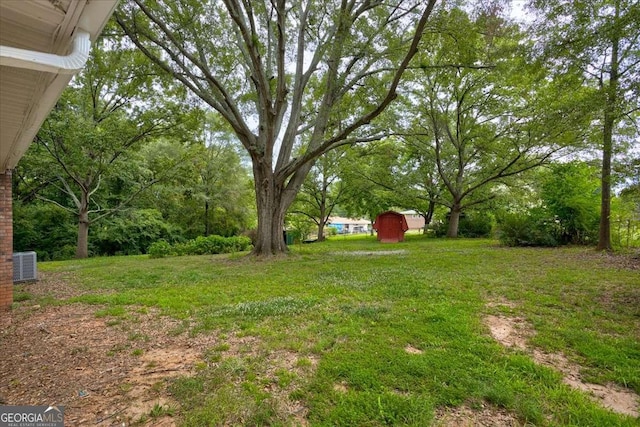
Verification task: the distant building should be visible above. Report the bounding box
[400,210,426,231]
[327,217,370,234]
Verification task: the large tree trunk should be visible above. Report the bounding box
[252,162,288,255]
[251,140,316,255]
[76,196,90,258]
[254,204,288,255]
[446,203,462,238]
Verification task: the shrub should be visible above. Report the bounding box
[94,209,183,256]
[149,235,252,258]
[51,244,79,261]
[497,211,561,247]
[540,162,600,245]
[433,212,493,238]
[148,240,173,258]
[458,213,494,238]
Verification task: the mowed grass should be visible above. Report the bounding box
[35,236,640,426]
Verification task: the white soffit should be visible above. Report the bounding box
[0,0,119,172]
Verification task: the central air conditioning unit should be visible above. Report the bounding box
[13,251,37,282]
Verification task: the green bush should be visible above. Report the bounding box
[193,235,227,254]
[148,240,173,258]
[52,244,79,260]
[497,211,561,247]
[149,235,252,258]
[540,162,600,245]
[458,213,494,238]
[433,212,494,238]
[13,201,77,261]
[93,209,183,256]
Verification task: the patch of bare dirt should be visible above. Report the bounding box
[569,249,640,271]
[1,286,319,427]
[598,285,640,319]
[259,348,318,426]
[0,302,320,425]
[484,315,532,351]
[123,347,201,422]
[485,298,518,309]
[1,297,297,425]
[0,303,211,425]
[484,305,640,418]
[333,382,348,394]
[331,250,408,256]
[533,350,639,418]
[434,404,523,426]
[404,344,424,355]
[603,251,640,271]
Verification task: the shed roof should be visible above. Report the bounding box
[375,210,405,219]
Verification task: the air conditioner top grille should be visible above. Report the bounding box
[13,251,37,282]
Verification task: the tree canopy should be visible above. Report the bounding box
[114,0,439,255]
[397,7,587,236]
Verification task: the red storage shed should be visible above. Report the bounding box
[373,211,409,243]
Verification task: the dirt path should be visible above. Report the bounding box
[484,304,640,418]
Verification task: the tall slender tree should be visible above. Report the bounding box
[115,0,438,255]
[531,0,640,251]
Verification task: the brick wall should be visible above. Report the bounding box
[0,170,12,311]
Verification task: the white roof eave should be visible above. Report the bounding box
[0,0,119,172]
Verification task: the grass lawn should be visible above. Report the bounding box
[19,236,640,425]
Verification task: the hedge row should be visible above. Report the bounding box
[148,235,253,258]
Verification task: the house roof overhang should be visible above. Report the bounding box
[0,0,119,172]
